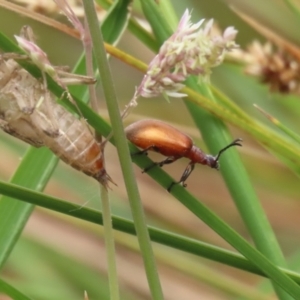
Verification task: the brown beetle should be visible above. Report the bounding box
[125,119,242,189]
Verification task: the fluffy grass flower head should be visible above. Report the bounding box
[137,9,238,99]
[123,9,238,117]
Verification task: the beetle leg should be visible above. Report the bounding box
[168,162,195,192]
[143,156,177,173]
[179,162,195,186]
[131,145,159,156]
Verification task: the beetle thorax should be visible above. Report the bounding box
[186,146,219,169]
[186,145,205,164]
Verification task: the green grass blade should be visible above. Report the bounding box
[0,55,296,296]
[0,147,58,268]
[138,1,299,298]
[1,179,300,284]
[186,81,293,300]
[69,0,133,99]
[254,104,300,144]
[83,1,164,299]
[1,103,296,296]
[0,277,34,300]
[140,0,172,43]
[101,0,132,45]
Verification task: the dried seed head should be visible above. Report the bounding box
[53,0,86,40]
[12,0,102,17]
[136,9,238,100]
[15,34,56,77]
[13,0,60,14]
[232,41,300,95]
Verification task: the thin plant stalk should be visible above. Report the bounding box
[100,185,120,300]
[86,18,120,300]
[139,1,298,298]
[83,17,100,116]
[82,1,164,299]
[82,7,119,300]
[53,1,120,298]
[188,82,292,300]
[82,12,120,299]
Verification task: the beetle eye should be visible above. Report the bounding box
[212,160,220,171]
[206,155,218,169]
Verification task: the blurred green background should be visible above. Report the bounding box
[0,0,300,299]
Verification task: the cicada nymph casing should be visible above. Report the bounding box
[0,38,114,188]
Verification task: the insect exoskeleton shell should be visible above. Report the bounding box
[0,58,113,188]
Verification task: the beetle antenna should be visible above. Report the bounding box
[215,138,243,161]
